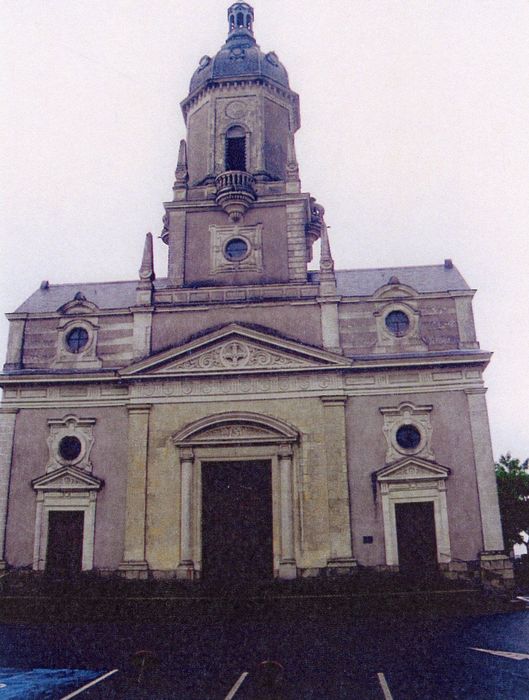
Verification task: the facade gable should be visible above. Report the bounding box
[375,457,451,483]
[32,466,103,492]
[120,323,350,377]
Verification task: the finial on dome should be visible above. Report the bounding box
[227,3,254,36]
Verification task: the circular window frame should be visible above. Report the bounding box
[58,435,83,463]
[54,431,87,466]
[223,236,251,263]
[392,421,424,456]
[384,310,411,338]
[379,303,418,341]
[62,323,94,356]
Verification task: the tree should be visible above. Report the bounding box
[495,453,529,550]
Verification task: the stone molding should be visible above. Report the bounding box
[173,411,298,447]
[46,414,96,473]
[31,466,102,572]
[374,456,451,567]
[209,223,263,273]
[380,401,434,463]
[53,316,102,370]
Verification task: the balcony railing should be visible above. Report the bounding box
[215,170,256,221]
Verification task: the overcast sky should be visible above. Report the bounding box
[2,0,528,458]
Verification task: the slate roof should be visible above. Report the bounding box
[330,264,470,295]
[14,264,471,314]
[188,29,290,95]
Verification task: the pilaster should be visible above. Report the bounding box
[167,210,186,287]
[278,443,297,579]
[0,408,18,569]
[177,447,196,579]
[465,388,505,551]
[286,202,308,282]
[454,295,479,350]
[131,307,153,361]
[3,318,25,371]
[320,397,356,571]
[118,404,151,578]
[319,300,341,354]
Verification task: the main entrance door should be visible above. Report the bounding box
[46,511,84,576]
[201,460,273,583]
[395,501,437,576]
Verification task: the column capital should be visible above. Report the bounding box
[0,407,19,415]
[464,388,487,396]
[278,443,293,459]
[320,395,347,406]
[126,404,152,415]
[179,447,194,462]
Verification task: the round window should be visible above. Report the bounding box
[66,327,89,353]
[385,310,410,337]
[224,237,249,261]
[58,435,82,461]
[395,424,421,450]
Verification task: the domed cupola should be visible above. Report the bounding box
[189,3,290,95]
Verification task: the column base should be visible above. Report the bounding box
[278,561,297,580]
[117,560,149,579]
[326,557,358,576]
[176,562,196,581]
[0,560,6,571]
[479,551,514,590]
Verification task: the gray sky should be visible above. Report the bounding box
[2,0,528,458]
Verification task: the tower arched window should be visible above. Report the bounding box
[229,14,235,31]
[225,126,246,171]
[237,12,244,28]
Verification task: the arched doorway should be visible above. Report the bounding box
[172,412,298,582]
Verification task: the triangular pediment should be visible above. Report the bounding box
[120,324,351,377]
[375,457,451,482]
[32,466,104,491]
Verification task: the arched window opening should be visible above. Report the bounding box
[237,12,244,28]
[229,14,235,31]
[225,126,246,171]
[246,15,251,29]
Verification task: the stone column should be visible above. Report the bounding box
[278,443,297,579]
[0,407,18,569]
[177,447,196,579]
[321,396,357,573]
[466,389,504,551]
[118,404,151,579]
[32,494,44,571]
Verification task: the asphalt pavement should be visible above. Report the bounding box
[1,608,529,698]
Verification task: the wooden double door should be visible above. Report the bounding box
[201,460,273,583]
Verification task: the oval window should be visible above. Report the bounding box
[58,435,82,461]
[224,238,249,261]
[385,310,410,337]
[396,424,421,450]
[66,327,89,353]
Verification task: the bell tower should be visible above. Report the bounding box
[161,3,325,288]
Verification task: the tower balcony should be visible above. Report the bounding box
[215,170,256,221]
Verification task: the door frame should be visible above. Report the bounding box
[375,457,452,568]
[32,466,103,572]
[172,412,299,580]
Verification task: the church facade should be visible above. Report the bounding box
[0,4,512,587]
